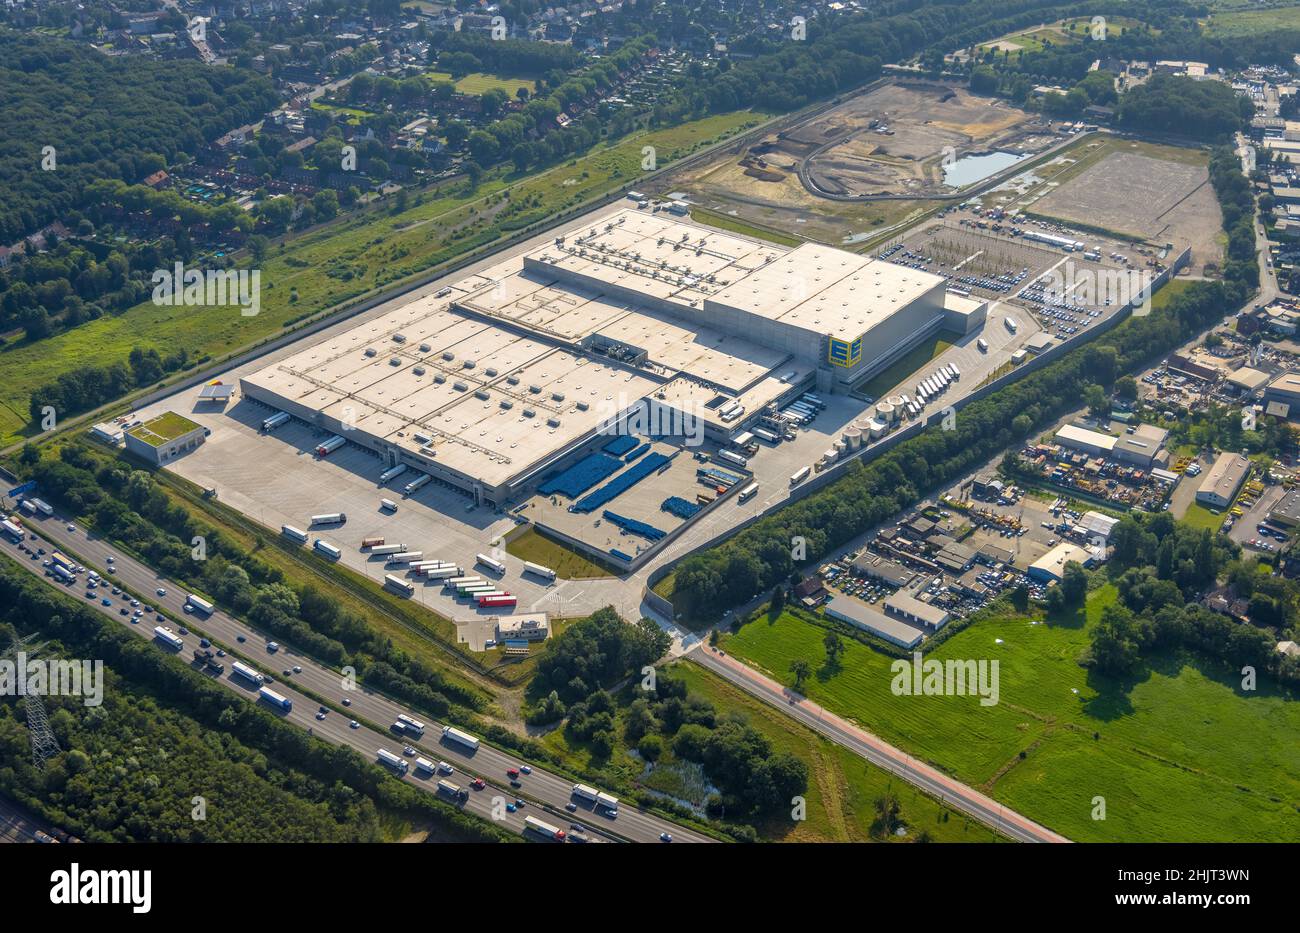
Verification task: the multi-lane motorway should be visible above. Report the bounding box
[1,510,711,844]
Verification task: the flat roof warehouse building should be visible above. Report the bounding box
[241,208,985,506]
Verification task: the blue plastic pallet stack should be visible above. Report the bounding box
[624,443,651,463]
[603,510,666,540]
[661,496,701,519]
[539,452,623,498]
[602,435,639,456]
[573,452,672,512]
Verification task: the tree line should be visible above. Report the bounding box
[0,560,514,843]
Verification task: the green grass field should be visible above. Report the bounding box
[537,660,1002,841]
[1180,500,1229,532]
[718,587,1300,841]
[855,331,959,399]
[1206,4,1300,35]
[426,71,537,97]
[505,527,613,579]
[0,111,763,446]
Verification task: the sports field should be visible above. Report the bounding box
[719,587,1300,841]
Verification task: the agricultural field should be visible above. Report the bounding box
[538,660,1002,842]
[0,110,763,447]
[718,587,1300,841]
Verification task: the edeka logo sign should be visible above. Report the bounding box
[828,335,862,368]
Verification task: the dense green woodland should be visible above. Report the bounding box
[525,610,807,831]
[671,148,1257,619]
[0,30,278,243]
[0,560,513,842]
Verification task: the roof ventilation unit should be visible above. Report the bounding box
[453,381,468,392]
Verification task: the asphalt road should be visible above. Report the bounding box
[2,512,709,844]
[689,645,1069,844]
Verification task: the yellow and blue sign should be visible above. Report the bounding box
[828,335,862,368]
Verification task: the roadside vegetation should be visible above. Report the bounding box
[0,558,516,843]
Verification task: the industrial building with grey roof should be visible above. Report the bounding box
[241,206,981,506]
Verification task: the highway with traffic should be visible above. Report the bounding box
[0,508,712,844]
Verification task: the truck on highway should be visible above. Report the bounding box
[50,551,74,572]
[262,411,291,432]
[441,725,479,752]
[186,594,214,615]
[394,714,425,737]
[414,757,436,775]
[595,791,620,815]
[231,661,265,685]
[2,519,23,540]
[437,779,468,801]
[153,626,184,651]
[377,748,409,775]
[522,561,556,582]
[310,513,346,525]
[571,783,618,815]
[258,687,292,711]
[28,498,54,517]
[523,815,566,841]
[379,464,407,484]
[51,565,74,584]
[282,524,309,543]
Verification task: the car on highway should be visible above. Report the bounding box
[178,627,188,636]
[349,720,359,729]
[342,697,351,706]
[315,712,326,720]
[318,705,328,715]
[514,797,524,808]
[156,614,166,622]
[283,669,292,677]
[156,588,166,597]
[660,832,673,843]
[437,761,453,774]
[470,778,485,790]
[293,665,301,674]
[119,608,128,616]
[216,649,225,657]
[519,765,532,775]
[107,567,116,574]
[505,803,517,813]
[101,598,111,606]
[66,524,75,532]
[236,635,246,643]
[506,768,519,778]
[565,802,578,812]
[107,556,115,564]
[267,642,279,653]
[85,591,94,599]
[509,779,521,789]
[199,638,210,649]
[402,746,415,756]
[571,823,585,833]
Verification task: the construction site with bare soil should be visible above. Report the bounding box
[648,81,1064,247]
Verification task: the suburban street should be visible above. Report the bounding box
[0,510,711,844]
[689,645,1069,843]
